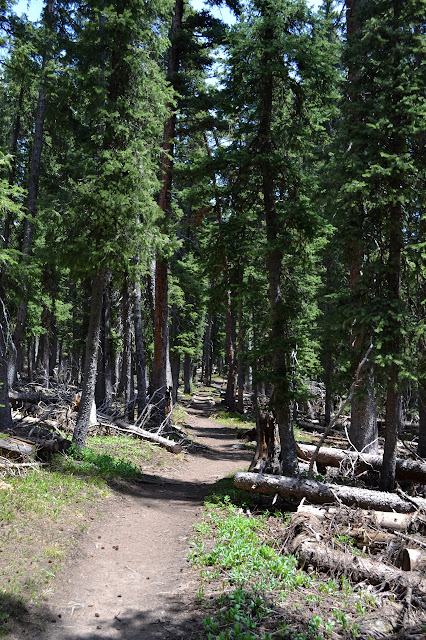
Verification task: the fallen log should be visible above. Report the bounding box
[401,549,426,572]
[9,390,64,405]
[297,504,417,532]
[1,423,72,454]
[350,527,396,548]
[97,413,182,454]
[297,443,426,484]
[0,436,35,459]
[234,471,426,513]
[290,533,426,594]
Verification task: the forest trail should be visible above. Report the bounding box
[33,391,252,640]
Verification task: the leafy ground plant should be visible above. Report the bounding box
[189,479,378,639]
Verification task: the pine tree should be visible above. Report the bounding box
[339,0,426,488]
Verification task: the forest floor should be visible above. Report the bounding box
[5,386,252,639]
[3,385,426,640]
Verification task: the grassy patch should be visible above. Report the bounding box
[171,404,188,426]
[190,480,377,640]
[211,411,255,430]
[0,434,174,637]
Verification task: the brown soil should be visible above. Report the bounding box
[22,392,251,639]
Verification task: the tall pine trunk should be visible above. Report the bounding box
[345,0,378,454]
[73,272,106,448]
[236,297,244,414]
[132,279,147,417]
[202,314,212,386]
[418,218,426,457]
[118,279,133,422]
[35,304,51,388]
[259,16,297,476]
[0,289,14,431]
[151,0,183,422]
[224,290,236,412]
[183,352,192,395]
[380,201,403,491]
[95,280,114,410]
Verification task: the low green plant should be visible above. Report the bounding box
[190,477,378,640]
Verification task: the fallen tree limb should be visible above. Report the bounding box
[234,471,426,513]
[297,443,426,484]
[97,413,182,454]
[290,533,426,594]
[9,390,65,404]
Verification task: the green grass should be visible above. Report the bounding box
[0,433,174,637]
[189,479,375,640]
[211,411,255,429]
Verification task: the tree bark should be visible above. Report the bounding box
[183,352,192,395]
[169,302,179,404]
[380,200,403,492]
[419,374,426,458]
[249,412,280,473]
[348,363,378,453]
[202,314,212,386]
[117,278,133,422]
[417,218,426,457]
[234,471,426,513]
[72,272,106,448]
[224,289,236,411]
[0,292,14,430]
[236,297,244,414]
[35,304,51,388]
[132,278,147,417]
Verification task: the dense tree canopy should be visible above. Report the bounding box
[0,0,424,488]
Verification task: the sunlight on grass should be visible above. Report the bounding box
[211,411,255,429]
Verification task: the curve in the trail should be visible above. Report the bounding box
[32,394,252,640]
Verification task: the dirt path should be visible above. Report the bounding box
[34,393,251,639]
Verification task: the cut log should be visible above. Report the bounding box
[401,549,426,572]
[97,413,182,454]
[297,504,418,533]
[290,533,426,594]
[1,423,72,454]
[0,436,35,459]
[297,443,426,484]
[234,471,426,513]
